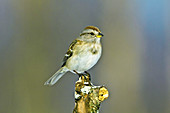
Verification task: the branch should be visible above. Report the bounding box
[73,74,109,113]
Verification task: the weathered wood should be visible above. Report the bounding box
[73,74,109,113]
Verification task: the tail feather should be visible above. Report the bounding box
[44,67,68,86]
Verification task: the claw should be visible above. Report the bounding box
[84,71,91,81]
[73,70,91,81]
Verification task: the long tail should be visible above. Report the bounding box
[44,66,68,86]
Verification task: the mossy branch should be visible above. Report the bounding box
[73,74,109,113]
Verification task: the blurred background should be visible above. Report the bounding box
[0,0,170,113]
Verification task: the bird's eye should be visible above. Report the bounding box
[90,32,95,35]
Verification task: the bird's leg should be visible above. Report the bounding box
[73,70,83,77]
[84,71,91,81]
[73,70,90,81]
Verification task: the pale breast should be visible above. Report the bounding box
[66,42,102,73]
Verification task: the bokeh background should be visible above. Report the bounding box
[0,0,170,113]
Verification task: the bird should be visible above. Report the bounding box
[44,26,104,86]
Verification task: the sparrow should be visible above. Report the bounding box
[44,26,103,86]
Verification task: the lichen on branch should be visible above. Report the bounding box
[73,74,109,113]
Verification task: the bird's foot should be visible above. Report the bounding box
[73,70,91,81]
[84,71,91,81]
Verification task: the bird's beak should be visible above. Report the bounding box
[96,32,104,38]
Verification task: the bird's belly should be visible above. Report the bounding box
[66,51,101,73]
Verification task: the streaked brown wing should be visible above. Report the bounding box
[61,39,77,67]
